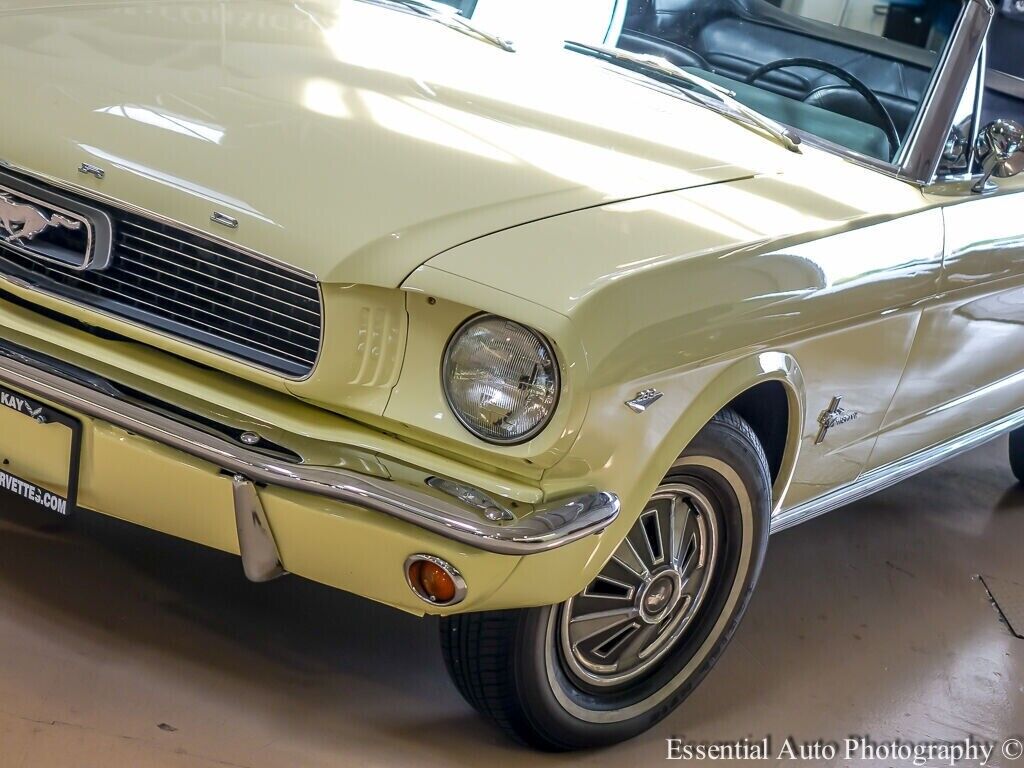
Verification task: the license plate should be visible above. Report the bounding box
[0,384,81,516]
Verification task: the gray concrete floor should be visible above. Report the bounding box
[0,438,1021,767]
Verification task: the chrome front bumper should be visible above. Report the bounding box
[0,338,619,571]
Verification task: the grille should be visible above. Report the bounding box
[0,190,322,378]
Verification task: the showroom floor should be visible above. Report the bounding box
[0,438,1020,767]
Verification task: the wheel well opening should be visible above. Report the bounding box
[727,381,789,484]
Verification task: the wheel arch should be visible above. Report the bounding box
[462,352,805,613]
[652,351,805,517]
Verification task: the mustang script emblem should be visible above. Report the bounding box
[815,396,859,445]
[0,192,82,244]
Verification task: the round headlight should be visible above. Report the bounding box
[443,315,560,445]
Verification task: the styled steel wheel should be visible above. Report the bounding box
[559,484,721,688]
[440,409,772,751]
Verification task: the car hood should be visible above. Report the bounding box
[0,0,789,287]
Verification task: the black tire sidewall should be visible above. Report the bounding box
[1011,428,1024,483]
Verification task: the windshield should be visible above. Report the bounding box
[449,0,964,163]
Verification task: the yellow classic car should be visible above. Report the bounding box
[0,0,1022,751]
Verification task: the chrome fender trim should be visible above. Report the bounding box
[0,339,619,556]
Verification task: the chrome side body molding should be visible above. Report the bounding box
[772,406,1024,533]
[0,338,619,557]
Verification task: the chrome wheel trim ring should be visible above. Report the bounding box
[543,456,755,724]
[558,483,721,688]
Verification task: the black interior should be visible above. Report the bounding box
[983,3,1024,125]
[744,56,902,151]
[618,0,959,159]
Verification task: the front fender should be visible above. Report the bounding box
[472,350,805,611]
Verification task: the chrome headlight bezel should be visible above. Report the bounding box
[441,313,561,446]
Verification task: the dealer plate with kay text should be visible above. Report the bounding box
[0,383,81,516]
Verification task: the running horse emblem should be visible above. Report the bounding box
[0,192,82,244]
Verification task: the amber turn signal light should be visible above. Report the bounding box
[404,555,467,606]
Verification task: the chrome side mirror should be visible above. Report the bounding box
[973,119,1024,193]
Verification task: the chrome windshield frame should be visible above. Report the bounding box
[896,0,995,184]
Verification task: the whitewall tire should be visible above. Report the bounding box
[439,408,772,750]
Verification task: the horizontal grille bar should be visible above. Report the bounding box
[0,176,322,378]
[121,221,319,295]
[116,249,321,327]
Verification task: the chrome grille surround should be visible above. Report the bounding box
[0,168,322,378]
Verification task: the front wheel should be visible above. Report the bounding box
[440,409,771,750]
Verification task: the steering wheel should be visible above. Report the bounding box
[744,57,901,159]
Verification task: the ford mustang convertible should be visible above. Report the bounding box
[0,0,1022,751]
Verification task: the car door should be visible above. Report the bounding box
[867,50,1024,470]
[774,206,945,510]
